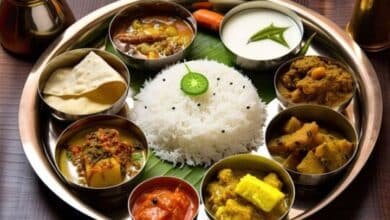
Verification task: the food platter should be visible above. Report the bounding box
[18,0,382,219]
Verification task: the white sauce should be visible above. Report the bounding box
[222,9,302,60]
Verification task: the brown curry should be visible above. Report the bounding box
[277,56,354,107]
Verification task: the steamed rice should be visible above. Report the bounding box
[131,60,266,166]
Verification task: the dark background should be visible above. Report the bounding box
[0,0,388,219]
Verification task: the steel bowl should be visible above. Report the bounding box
[201,154,295,220]
[108,0,197,70]
[128,176,200,219]
[52,115,149,203]
[220,1,304,70]
[274,55,357,111]
[38,48,130,121]
[265,104,359,186]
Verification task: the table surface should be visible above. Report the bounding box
[0,0,388,219]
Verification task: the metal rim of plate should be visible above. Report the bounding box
[18,0,383,219]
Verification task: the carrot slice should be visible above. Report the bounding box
[193,9,224,32]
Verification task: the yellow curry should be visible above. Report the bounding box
[206,169,290,220]
[59,127,146,187]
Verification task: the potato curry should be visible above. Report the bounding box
[59,127,146,187]
[268,116,354,174]
[206,169,290,220]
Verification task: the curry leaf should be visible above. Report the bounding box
[248,23,290,48]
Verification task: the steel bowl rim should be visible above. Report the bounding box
[108,0,197,63]
[265,104,359,179]
[273,55,358,111]
[200,153,296,220]
[53,114,149,191]
[127,175,200,219]
[219,0,304,63]
[37,48,131,121]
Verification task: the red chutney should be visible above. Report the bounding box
[132,186,197,220]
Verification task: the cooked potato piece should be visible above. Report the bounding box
[283,153,304,170]
[310,66,326,80]
[85,157,123,187]
[268,137,290,157]
[297,151,326,174]
[312,132,326,146]
[281,122,319,151]
[263,173,283,190]
[218,169,235,184]
[315,139,354,171]
[215,199,263,220]
[283,116,303,134]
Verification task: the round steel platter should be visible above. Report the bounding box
[18,0,382,219]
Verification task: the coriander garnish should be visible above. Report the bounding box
[132,152,143,162]
[248,23,290,48]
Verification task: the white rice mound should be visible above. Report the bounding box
[131,60,266,166]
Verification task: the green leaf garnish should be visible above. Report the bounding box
[132,152,143,162]
[65,150,73,161]
[181,64,209,96]
[248,23,290,48]
[298,32,317,56]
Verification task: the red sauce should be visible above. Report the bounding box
[132,185,197,220]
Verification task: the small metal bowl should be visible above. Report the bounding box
[274,56,357,111]
[220,1,304,70]
[265,104,359,186]
[201,154,295,220]
[53,115,149,201]
[128,176,200,219]
[38,48,130,121]
[108,0,197,70]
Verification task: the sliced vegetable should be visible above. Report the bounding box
[181,64,209,96]
[235,174,285,212]
[193,9,224,32]
[298,32,317,56]
[248,23,290,48]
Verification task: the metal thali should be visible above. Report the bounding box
[18,0,382,219]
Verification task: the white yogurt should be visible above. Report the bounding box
[222,9,302,60]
